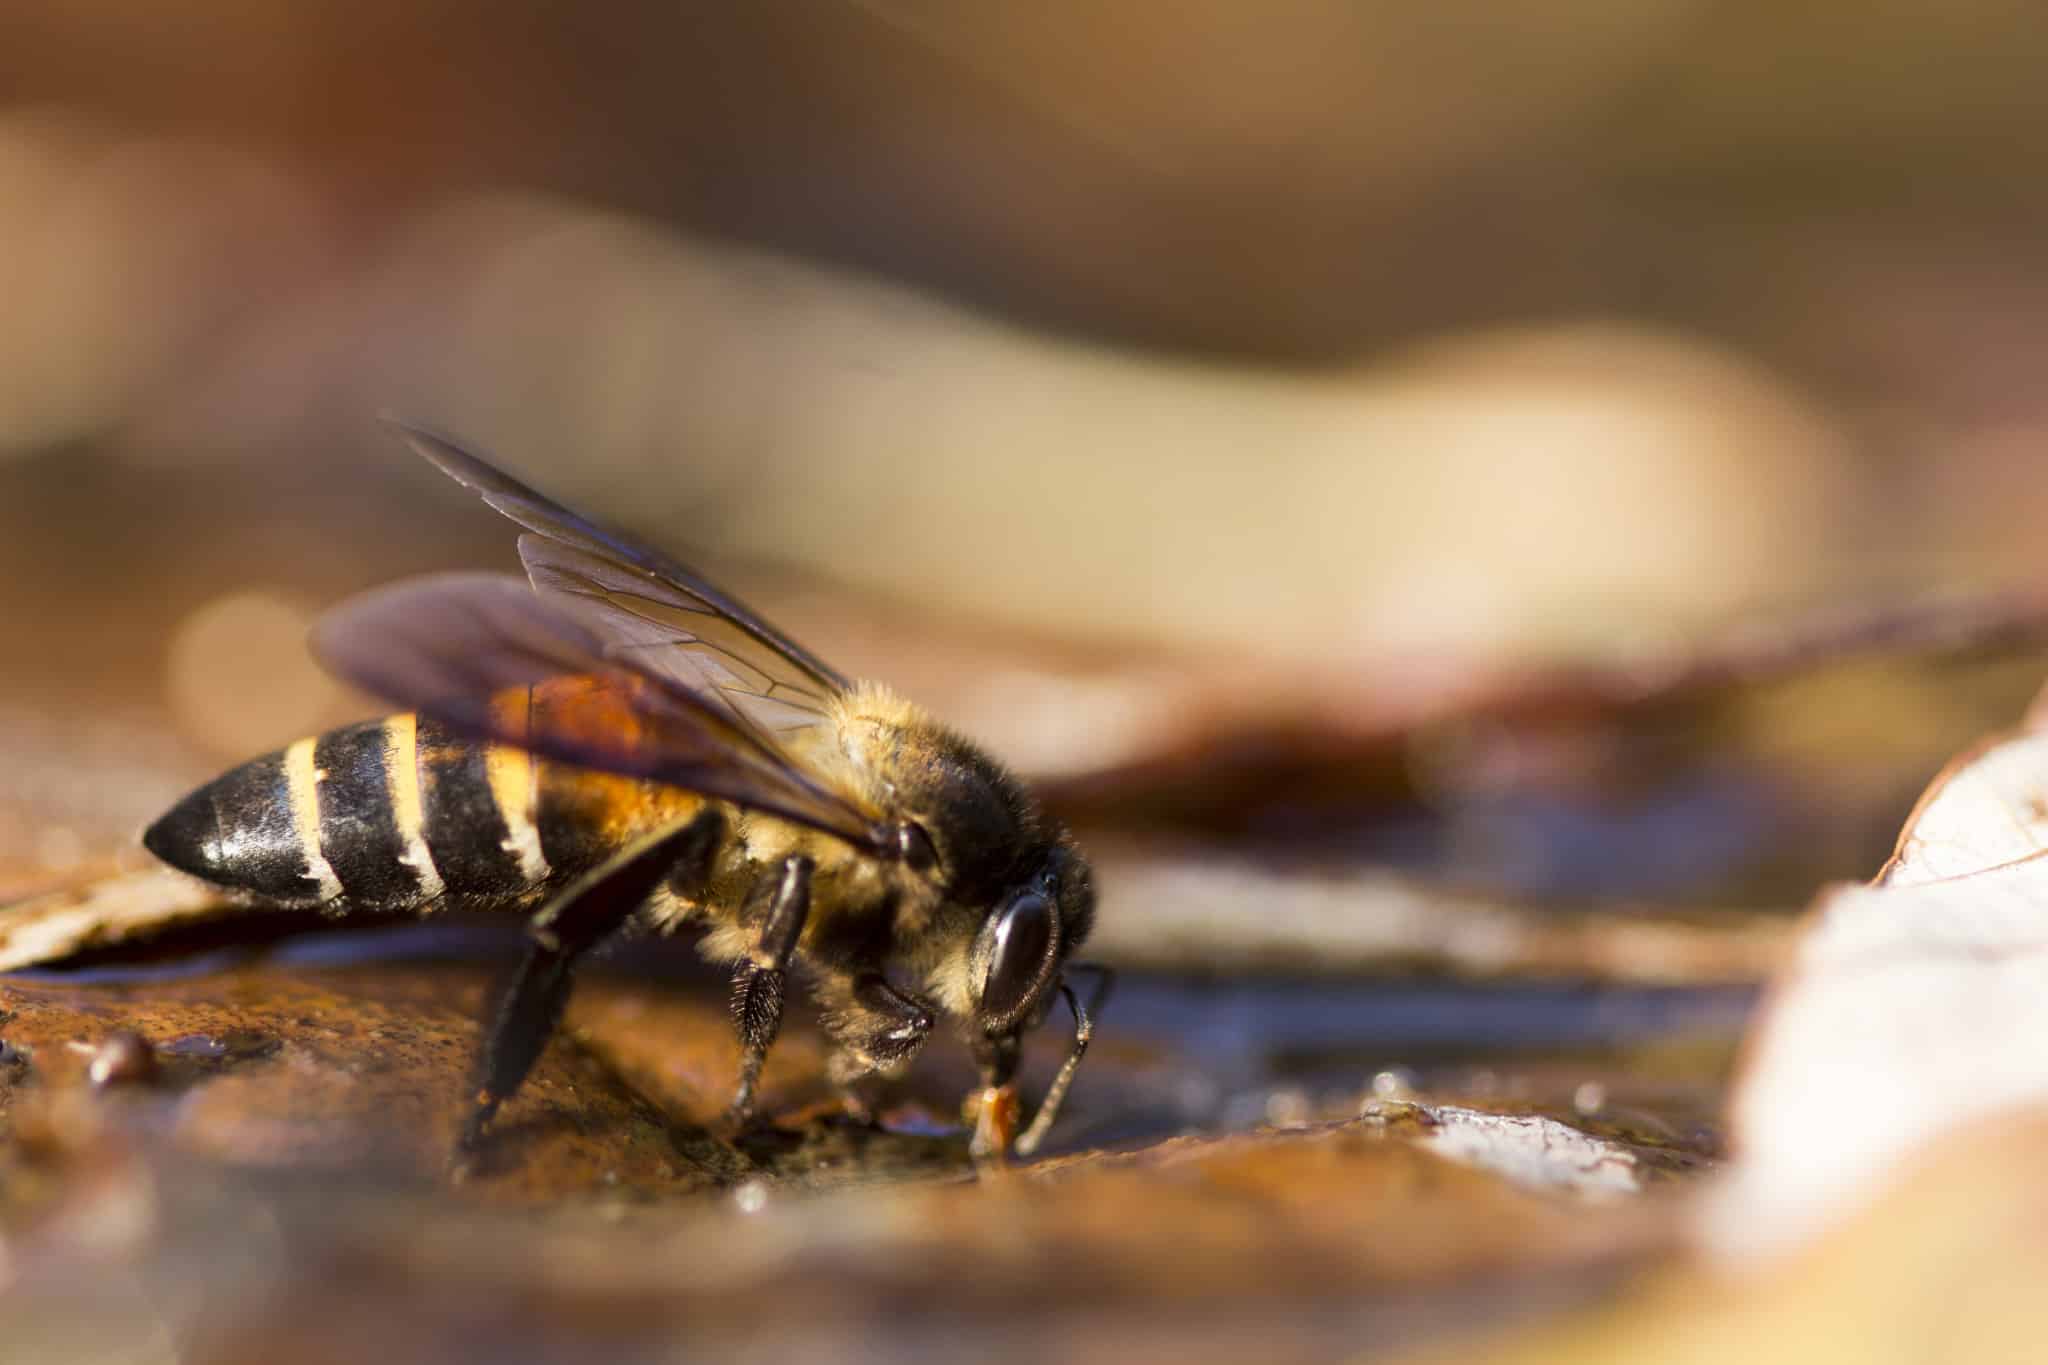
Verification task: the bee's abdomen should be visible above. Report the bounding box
[144,713,560,911]
[313,719,433,905]
[416,712,546,897]
[141,740,331,905]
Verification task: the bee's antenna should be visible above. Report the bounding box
[1013,965,1114,1157]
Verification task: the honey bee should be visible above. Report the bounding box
[143,424,1106,1160]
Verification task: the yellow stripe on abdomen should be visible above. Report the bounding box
[283,735,343,903]
[384,713,447,900]
[485,737,550,885]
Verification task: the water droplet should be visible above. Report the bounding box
[88,1031,156,1088]
[733,1179,769,1214]
[1370,1068,1416,1100]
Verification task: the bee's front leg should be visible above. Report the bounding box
[820,973,935,1123]
[724,854,813,1126]
[458,811,723,1164]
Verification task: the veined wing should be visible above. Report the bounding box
[519,535,837,748]
[312,572,889,851]
[388,420,848,693]
[384,420,858,761]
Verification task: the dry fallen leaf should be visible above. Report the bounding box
[0,869,233,972]
[1701,686,2048,1259]
[1876,727,2048,886]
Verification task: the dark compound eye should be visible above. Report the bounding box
[980,892,1054,1023]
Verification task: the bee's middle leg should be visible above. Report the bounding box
[725,854,814,1125]
[459,810,724,1159]
[822,974,935,1124]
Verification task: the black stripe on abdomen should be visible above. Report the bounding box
[535,767,631,882]
[313,721,420,906]
[416,713,533,897]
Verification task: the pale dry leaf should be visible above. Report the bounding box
[0,868,227,972]
[1703,704,2048,1261]
[1877,728,2048,886]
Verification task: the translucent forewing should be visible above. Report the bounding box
[316,426,898,846]
[389,421,849,692]
[518,537,839,752]
[311,577,886,851]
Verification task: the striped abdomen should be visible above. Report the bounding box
[143,709,701,913]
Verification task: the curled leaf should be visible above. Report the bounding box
[1707,686,2048,1260]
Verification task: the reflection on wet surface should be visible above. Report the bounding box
[9,913,1748,1170]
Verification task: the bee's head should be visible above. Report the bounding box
[845,692,1103,1153]
[856,696,1092,1047]
[965,843,1091,1047]
[958,841,1106,1160]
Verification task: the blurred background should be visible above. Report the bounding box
[8,0,2048,918]
[12,10,2048,1358]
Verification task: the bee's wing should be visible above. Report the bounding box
[311,572,890,850]
[516,535,839,750]
[388,420,850,694]
[389,420,864,758]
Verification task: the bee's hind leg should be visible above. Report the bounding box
[457,811,724,1163]
[725,855,814,1127]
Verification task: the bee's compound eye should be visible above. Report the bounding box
[894,821,938,873]
[980,893,1054,1023]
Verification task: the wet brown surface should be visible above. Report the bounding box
[0,913,1729,1361]
[0,1128,1671,1365]
[0,965,747,1200]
